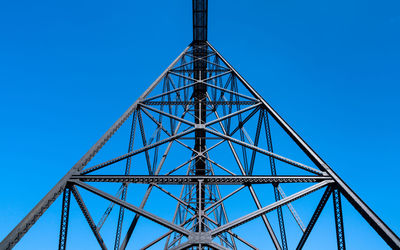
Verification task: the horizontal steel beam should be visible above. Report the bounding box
[143,101,258,105]
[71,175,332,185]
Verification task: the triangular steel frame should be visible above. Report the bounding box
[2,1,400,248]
[1,41,399,250]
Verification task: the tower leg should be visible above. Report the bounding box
[58,186,72,250]
[333,189,346,250]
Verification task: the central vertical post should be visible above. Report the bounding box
[193,0,208,232]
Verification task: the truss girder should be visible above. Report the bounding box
[71,175,331,184]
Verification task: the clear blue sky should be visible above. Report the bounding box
[0,0,399,249]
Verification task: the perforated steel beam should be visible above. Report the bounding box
[333,189,346,250]
[58,187,71,250]
[71,175,331,184]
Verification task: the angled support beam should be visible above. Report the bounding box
[169,241,193,250]
[277,185,306,232]
[296,185,333,249]
[249,111,263,175]
[207,242,230,250]
[203,70,232,82]
[143,82,196,102]
[203,81,259,101]
[169,71,197,82]
[172,53,217,70]
[153,184,195,211]
[70,186,107,250]
[210,103,281,249]
[141,216,198,249]
[97,186,124,230]
[140,218,198,250]
[205,128,323,175]
[205,185,246,214]
[72,180,191,237]
[211,180,333,237]
[205,103,261,127]
[120,114,189,249]
[207,41,400,249]
[81,127,195,175]
[137,110,153,174]
[139,103,195,127]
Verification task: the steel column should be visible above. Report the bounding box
[333,189,346,250]
[58,186,71,250]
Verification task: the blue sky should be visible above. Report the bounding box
[0,0,399,249]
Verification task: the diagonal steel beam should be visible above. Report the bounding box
[143,82,196,102]
[172,53,218,70]
[153,184,195,212]
[81,128,195,175]
[169,71,197,82]
[205,103,261,127]
[211,180,333,237]
[140,103,195,127]
[203,70,232,82]
[296,185,333,249]
[165,162,194,248]
[70,186,107,250]
[205,128,324,175]
[120,113,189,249]
[140,217,196,249]
[209,104,282,249]
[203,81,259,101]
[169,241,193,250]
[137,109,153,174]
[72,180,191,237]
[277,185,306,233]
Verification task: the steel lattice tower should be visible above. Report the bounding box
[1,1,399,249]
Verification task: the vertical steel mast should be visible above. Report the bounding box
[193,0,208,233]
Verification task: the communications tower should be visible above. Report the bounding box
[1,1,399,249]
